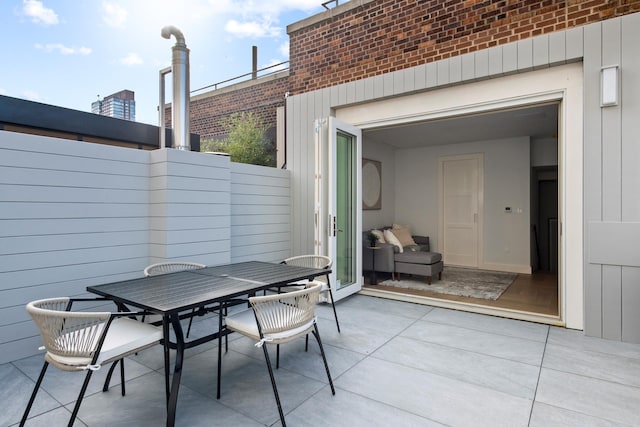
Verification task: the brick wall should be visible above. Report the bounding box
[187,74,289,143]
[288,0,640,94]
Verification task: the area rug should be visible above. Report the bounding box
[379,266,517,300]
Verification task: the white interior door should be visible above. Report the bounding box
[314,117,362,301]
[440,154,483,267]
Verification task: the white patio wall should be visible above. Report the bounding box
[0,131,290,364]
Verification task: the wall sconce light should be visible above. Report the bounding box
[601,65,619,107]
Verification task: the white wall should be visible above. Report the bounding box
[393,137,531,272]
[362,139,396,230]
[531,137,558,167]
[0,131,290,364]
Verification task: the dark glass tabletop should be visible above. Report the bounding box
[87,261,329,314]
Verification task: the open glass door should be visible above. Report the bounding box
[314,117,362,301]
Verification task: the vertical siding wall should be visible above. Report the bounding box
[0,131,290,364]
[584,13,640,343]
[287,13,640,343]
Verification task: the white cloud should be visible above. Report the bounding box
[102,1,128,28]
[0,88,6,95]
[279,41,289,58]
[225,19,281,38]
[22,89,42,101]
[22,0,59,25]
[208,0,319,18]
[120,52,143,66]
[35,43,92,55]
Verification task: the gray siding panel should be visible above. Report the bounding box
[583,22,604,338]
[488,46,502,76]
[437,59,450,86]
[449,55,462,84]
[602,265,622,340]
[622,266,640,342]
[602,18,622,223]
[503,42,518,74]
[474,49,489,79]
[621,13,640,221]
[517,39,533,71]
[533,35,550,68]
[548,31,566,65]
[462,52,476,81]
[414,63,427,90]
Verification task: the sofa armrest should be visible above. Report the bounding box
[412,235,430,251]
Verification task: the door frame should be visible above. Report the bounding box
[314,117,363,301]
[336,63,584,328]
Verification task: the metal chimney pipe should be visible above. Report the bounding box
[161,25,190,150]
[252,46,258,80]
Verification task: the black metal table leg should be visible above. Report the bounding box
[163,317,171,403]
[167,313,185,427]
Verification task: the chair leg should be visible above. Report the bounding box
[276,344,280,369]
[305,334,309,352]
[261,344,286,427]
[102,360,119,392]
[312,324,335,395]
[217,305,224,399]
[68,368,96,426]
[20,361,49,427]
[120,358,126,396]
[326,288,341,333]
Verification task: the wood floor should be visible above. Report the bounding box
[364,270,559,316]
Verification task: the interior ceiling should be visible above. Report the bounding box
[363,103,558,148]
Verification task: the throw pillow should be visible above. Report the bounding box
[392,227,417,247]
[371,229,385,244]
[393,223,411,231]
[383,229,403,253]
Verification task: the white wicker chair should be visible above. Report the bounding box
[20,297,162,427]
[225,283,335,426]
[143,262,206,337]
[279,255,340,333]
[143,261,206,277]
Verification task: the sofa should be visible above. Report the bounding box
[363,226,443,284]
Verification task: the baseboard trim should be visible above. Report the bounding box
[477,263,532,275]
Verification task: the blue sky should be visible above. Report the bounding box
[1,0,325,124]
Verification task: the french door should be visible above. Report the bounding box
[314,117,362,301]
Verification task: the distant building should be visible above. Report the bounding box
[92,90,136,121]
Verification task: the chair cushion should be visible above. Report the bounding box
[225,307,315,344]
[46,318,162,370]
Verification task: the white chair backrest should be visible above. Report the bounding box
[144,262,206,277]
[26,298,111,367]
[283,255,332,270]
[248,283,321,335]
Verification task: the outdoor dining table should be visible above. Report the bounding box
[86,260,331,427]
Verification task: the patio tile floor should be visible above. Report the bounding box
[4,294,640,426]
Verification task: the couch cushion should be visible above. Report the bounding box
[391,227,417,247]
[395,251,442,265]
[383,229,403,253]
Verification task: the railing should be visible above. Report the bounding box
[191,61,289,95]
[322,0,341,9]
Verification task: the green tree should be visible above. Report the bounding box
[201,112,275,167]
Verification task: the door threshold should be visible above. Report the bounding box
[359,287,564,327]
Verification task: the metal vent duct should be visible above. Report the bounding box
[161,26,190,150]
